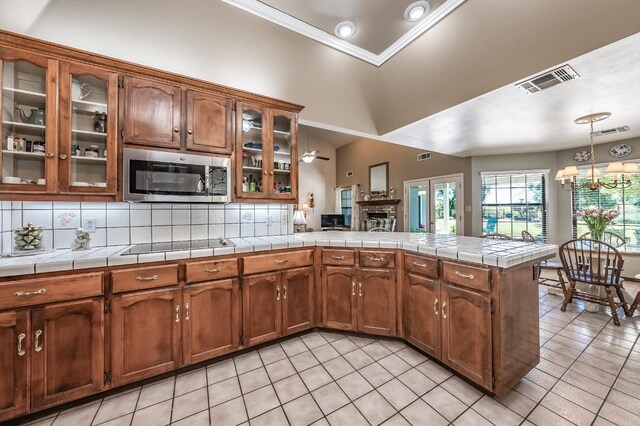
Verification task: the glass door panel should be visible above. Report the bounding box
[404,180,429,233]
[270,111,293,197]
[239,105,266,196]
[1,59,49,190]
[430,178,461,235]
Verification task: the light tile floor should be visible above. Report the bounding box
[20,281,640,426]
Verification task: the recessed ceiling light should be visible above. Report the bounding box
[404,1,430,22]
[335,21,356,39]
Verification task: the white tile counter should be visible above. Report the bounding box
[0,232,556,278]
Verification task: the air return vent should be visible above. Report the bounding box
[593,126,630,137]
[417,152,432,161]
[516,65,580,94]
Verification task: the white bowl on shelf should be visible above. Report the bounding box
[37,179,46,185]
[2,176,21,184]
[71,181,90,187]
[94,182,107,187]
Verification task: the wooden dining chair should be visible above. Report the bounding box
[578,231,626,248]
[521,230,536,242]
[558,239,631,325]
[482,233,512,240]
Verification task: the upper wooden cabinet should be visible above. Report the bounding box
[122,76,182,149]
[122,78,233,155]
[235,103,298,202]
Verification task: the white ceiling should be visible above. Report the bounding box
[383,32,640,157]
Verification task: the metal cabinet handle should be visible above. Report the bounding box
[175,305,180,323]
[17,333,26,356]
[269,171,274,176]
[136,275,158,281]
[34,330,43,352]
[46,152,54,159]
[369,257,384,262]
[264,170,268,175]
[274,259,289,265]
[454,271,474,280]
[187,129,193,135]
[59,154,67,160]
[173,127,179,133]
[412,261,428,268]
[283,284,287,300]
[205,267,222,273]
[14,288,46,297]
[276,285,281,301]
[442,301,447,319]
[434,298,439,316]
[358,282,363,297]
[185,303,190,321]
[331,255,345,260]
[352,281,356,296]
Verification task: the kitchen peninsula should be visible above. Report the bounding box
[0,231,554,422]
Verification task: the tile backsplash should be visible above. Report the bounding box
[0,201,293,254]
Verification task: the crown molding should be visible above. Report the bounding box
[219,0,466,67]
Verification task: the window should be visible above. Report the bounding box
[572,168,639,246]
[340,188,352,227]
[481,172,548,240]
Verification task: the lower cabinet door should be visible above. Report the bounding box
[322,266,357,331]
[404,273,441,357]
[357,268,396,336]
[31,299,104,410]
[183,279,240,364]
[0,310,29,421]
[243,272,281,346]
[282,266,314,335]
[441,284,493,389]
[112,288,182,386]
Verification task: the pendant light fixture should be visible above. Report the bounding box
[556,112,638,191]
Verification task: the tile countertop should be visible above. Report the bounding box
[0,232,557,278]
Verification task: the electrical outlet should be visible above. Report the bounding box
[82,217,97,233]
[266,214,272,226]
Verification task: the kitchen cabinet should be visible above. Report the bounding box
[243,272,281,346]
[185,90,233,155]
[235,103,298,202]
[111,287,182,385]
[404,273,440,357]
[183,279,240,364]
[441,283,493,389]
[31,299,104,410]
[357,268,396,336]
[58,62,118,195]
[322,266,357,331]
[0,310,28,422]
[282,267,314,335]
[122,76,182,149]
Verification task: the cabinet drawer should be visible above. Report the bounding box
[359,250,395,268]
[186,258,239,283]
[0,272,103,310]
[322,249,355,266]
[404,253,438,279]
[442,261,491,292]
[243,250,313,275]
[111,264,179,293]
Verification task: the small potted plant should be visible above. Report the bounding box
[574,207,620,241]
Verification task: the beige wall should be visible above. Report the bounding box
[336,138,472,234]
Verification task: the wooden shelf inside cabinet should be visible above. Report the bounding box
[243,147,291,156]
[72,99,107,109]
[71,129,108,142]
[274,170,290,174]
[1,150,45,158]
[246,126,290,136]
[2,87,46,108]
[2,121,46,131]
[70,155,107,164]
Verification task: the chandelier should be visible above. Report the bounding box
[556,112,638,191]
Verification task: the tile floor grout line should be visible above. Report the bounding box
[255,341,293,424]
[203,364,212,425]
[232,356,252,425]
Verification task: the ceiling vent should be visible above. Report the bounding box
[516,65,580,94]
[417,152,432,161]
[593,126,630,137]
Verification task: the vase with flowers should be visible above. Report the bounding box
[574,207,620,241]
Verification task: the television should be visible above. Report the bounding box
[321,214,346,228]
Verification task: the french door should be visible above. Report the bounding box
[404,174,463,235]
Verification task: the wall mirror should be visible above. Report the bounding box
[369,162,389,196]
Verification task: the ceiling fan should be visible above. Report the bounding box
[299,126,331,163]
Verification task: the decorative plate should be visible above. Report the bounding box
[574,150,591,162]
[610,143,632,158]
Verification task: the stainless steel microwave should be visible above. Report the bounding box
[123,148,231,203]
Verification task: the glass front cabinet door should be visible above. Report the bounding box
[269,109,297,200]
[58,62,118,194]
[0,48,57,193]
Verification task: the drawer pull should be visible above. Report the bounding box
[14,288,46,297]
[352,281,356,296]
[274,259,289,265]
[276,285,281,301]
[185,303,190,321]
[358,282,363,297]
[204,267,222,273]
[136,275,159,282]
[17,333,26,356]
[283,284,287,299]
[434,299,439,316]
[442,301,447,319]
[369,256,384,262]
[34,330,43,352]
[454,271,475,280]
[331,255,345,260]
[175,305,180,323]
[412,261,428,268]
